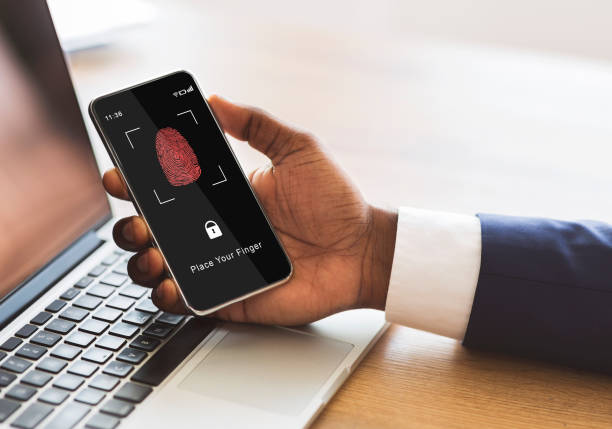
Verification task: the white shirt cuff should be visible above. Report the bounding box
[384,207,482,340]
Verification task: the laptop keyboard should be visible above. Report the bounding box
[0,249,216,428]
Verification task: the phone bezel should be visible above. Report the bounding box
[88,70,293,315]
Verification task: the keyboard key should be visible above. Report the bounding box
[53,373,85,391]
[112,262,128,276]
[123,310,151,326]
[50,344,81,361]
[0,398,20,422]
[0,350,5,361]
[21,370,52,387]
[52,305,72,321]
[1,356,31,373]
[87,285,115,299]
[101,253,120,266]
[156,313,185,326]
[15,344,47,360]
[96,335,125,351]
[142,323,172,339]
[89,374,119,392]
[0,337,22,351]
[36,357,67,374]
[0,370,17,387]
[82,348,112,364]
[45,300,67,313]
[74,276,95,288]
[73,295,102,311]
[100,399,134,418]
[100,273,127,287]
[117,348,146,365]
[65,332,95,348]
[75,388,106,406]
[103,361,133,378]
[6,384,36,401]
[92,308,121,323]
[45,319,75,335]
[106,296,134,311]
[132,318,214,386]
[68,360,98,377]
[119,284,146,299]
[109,322,138,339]
[86,413,119,429]
[15,324,37,338]
[38,387,69,405]
[135,298,158,314]
[88,265,107,277]
[59,307,89,322]
[80,320,109,335]
[44,402,90,429]
[30,312,52,325]
[11,402,53,429]
[30,331,61,348]
[130,336,160,352]
[60,287,80,301]
[114,382,152,403]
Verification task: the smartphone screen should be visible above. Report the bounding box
[89,71,291,313]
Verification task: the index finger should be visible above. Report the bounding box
[102,168,130,201]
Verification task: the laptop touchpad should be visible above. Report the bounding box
[178,323,353,416]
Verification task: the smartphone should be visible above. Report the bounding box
[89,71,292,315]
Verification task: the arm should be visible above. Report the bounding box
[387,209,612,373]
[102,95,612,372]
[464,214,612,373]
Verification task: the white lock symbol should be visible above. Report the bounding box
[205,220,223,239]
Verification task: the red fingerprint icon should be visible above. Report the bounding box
[155,127,201,186]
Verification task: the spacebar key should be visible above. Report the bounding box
[131,318,215,386]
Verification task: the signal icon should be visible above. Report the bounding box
[172,86,194,98]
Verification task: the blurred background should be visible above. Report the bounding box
[49,0,612,221]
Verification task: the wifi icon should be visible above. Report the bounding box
[173,92,179,97]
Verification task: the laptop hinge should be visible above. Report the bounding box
[0,230,104,330]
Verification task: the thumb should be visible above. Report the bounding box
[208,95,314,164]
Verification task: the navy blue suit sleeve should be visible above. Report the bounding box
[463,214,612,373]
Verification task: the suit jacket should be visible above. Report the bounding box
[463,214,612,373]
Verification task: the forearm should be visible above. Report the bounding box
[381,207,612,373]
[464,214,612,373]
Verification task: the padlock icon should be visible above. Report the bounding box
[205,220,223,239]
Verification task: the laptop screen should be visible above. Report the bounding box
[0,1,111,300]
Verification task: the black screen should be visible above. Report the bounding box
[90,71,291,312]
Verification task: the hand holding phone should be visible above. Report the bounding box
[97,78,396,325]
[90,72,292,314]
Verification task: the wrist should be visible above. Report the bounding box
[358,205,398,311]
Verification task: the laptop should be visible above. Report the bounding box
[0,2,387,428]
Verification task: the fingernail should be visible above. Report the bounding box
[137,253,149,273]
[122,222,134,242]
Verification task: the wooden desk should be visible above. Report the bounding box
[314,325,612,428]
[68,1,612,427]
